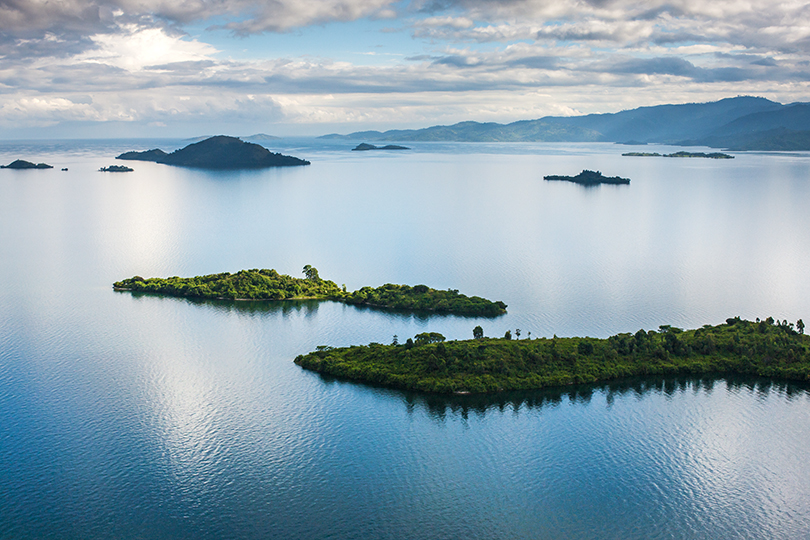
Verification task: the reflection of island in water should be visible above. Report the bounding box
[117,290,485,321]
[121,291,324,318]
[544,169,630,185]
[316,374,810,422]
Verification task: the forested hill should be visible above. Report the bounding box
[319,96,810,150]
[296,317,810,394]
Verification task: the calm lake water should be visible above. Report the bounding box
[2,139,810,538]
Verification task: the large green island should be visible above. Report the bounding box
[114,266,507,317]
[295,317,809,394]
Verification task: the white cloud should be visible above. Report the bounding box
[0,0,809,137]
[74,25,219,71]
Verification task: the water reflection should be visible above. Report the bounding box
[319,374,810,423]
[119,290,501,321]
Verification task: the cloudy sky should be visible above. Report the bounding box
[1,0,809,137]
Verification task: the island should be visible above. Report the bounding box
[344,283,506,316]
[544,170,629,185]
[295,317,810,394]
[99,165,133,172]
[623,151,734,159]
[116,135,310,169]
[352,143,410,151]
[114,266,507,317]
[1,159,53,169]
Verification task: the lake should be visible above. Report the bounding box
[1,139,810,538]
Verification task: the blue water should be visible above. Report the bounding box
[2,139,810,538]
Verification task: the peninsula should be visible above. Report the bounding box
[99,165,133,172]
[1,159,53,169]
[114,266,506,317]
[352,143,410,151]
[116,135,310,169]
[295,317,810,394]
[623,151,734,159]
[544,170,629,185]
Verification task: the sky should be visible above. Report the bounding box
[1,0,809,138]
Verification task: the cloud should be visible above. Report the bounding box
[74,25,219,71]
[1,0,809,137]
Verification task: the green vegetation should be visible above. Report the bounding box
[114,268,343,300]
[544,170,630,185]
[344,284,507,316]
[114,266,506,316]
[295,317,810,394]
[622,151,733,159]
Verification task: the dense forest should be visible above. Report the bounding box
[114,267,343,300]
[295,317,809,394]
[114,267,506,316]
[344,283,507,316]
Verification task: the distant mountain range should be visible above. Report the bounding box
[319,97,810,150]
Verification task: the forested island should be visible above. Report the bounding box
[114,267,506,316]
[116,136,310,169]
[295,317,810,394]
[344,284,506,316]
[352,143,410,151]
[622,151,734,159]
[544,170,629,185]
[99,165,133,172]
[1,159,53,169]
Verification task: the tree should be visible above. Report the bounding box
[798,319,805,335]
[515,329,521,340]
[302,265,320,281]
[415,332,445,345]
[473,326,484,339]
[504,330,512,340]
[577,340,594,355]
[392,334,399,345]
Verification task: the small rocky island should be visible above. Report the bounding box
[295,317,810,394]
[623,151,734,159]
[114,266,506,317]
[1,159,53,169]
[544,170,630,185]
[116,135,310,169]
[352,143,410,151]
[99,165,133,172]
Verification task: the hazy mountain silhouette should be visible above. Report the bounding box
[320,96,810,150]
